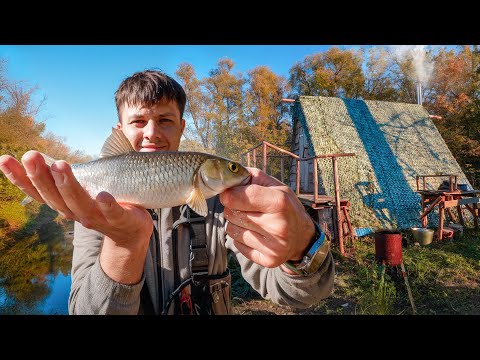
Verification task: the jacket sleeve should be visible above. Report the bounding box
[225,234,335,309]
[68,221,144,315]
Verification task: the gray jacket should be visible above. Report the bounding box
[68,195,334,314]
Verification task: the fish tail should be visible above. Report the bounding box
[39,153,58,167]
[21,196,33,206]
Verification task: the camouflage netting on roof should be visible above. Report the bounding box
[294,96,471,230]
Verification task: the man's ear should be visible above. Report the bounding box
[180,118,186,134]
[116,122,122,130]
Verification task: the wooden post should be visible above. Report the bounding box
[247,152,251,167]
[344,205,354,241]
[421,195,428,227]
[416,176,420,191]
[262,142,267,173]
[332,156,344,255]
[253,149,257,168]
[438,199,445,241]
[296,159,300,195]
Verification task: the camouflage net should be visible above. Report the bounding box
[291,96,472,230]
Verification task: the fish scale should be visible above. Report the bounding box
[71,152,214,209]
[20,127,250,216]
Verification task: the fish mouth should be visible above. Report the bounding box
[239,173,252,186]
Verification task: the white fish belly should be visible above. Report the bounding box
[71,152,207,209]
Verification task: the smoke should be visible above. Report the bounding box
[389,45,434,85]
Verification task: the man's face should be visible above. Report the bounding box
[117,99,186,152]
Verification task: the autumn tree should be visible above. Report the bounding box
[289,47,365,98]
[243,66,292,178]
[203,58,245,158]
[245,66,291,147]
[0,78,46,156]
[425,46,480,186]
[0,58,91,235]
[362,47,398,101]
[176,63,213,151]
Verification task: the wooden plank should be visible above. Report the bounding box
[444,198,480,207]
[421,195,444,218]
[444,200,459,208]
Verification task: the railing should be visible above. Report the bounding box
[416,174,459,192]
[241,141,300,189]
[241,141,355,202]
[241,141,355,255]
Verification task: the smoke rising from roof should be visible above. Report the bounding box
[389,45,434,85]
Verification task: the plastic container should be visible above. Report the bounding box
[374,230,403,266]
[448,224,464,239]
[411,227,434,246]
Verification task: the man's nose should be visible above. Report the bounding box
[143,120,160,139]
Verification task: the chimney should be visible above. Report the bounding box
[416,82,423,105]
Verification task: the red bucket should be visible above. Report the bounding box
[374,230,402,266]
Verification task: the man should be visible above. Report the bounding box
[0,69,334,314]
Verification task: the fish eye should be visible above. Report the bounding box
[228,162,239,173]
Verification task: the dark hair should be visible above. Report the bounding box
[115,69,186,120]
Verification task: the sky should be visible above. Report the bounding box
[0,45,453,157]
[0,45,343,156]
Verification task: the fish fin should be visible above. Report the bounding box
[21,196,33,206]
[186,187,208,217]
[99,128,135,158]
[40,153,57,167]
[186,172,208,216]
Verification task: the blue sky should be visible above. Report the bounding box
[0,45,452,157]
[0,45,342,156]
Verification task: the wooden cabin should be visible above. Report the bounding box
[288,96,472,230]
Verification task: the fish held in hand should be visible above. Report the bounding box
[22,128,251,216]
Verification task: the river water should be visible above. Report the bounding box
[0,207,73,315]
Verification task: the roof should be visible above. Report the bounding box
[292,96,470,229]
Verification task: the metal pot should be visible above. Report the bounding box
[411,227,434,246]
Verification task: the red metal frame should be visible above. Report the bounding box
[416,174,480,240]
[241,141,355,256]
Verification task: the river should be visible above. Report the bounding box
[0,206,73,315]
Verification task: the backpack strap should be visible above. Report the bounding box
[185,206,209,282]
[163,205,209,314]
[171,205,208,278]
[162,203,231,315]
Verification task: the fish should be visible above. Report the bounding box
[21,128,251,216]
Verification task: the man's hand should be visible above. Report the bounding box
[220,167,315,271]
[0,151,153,284]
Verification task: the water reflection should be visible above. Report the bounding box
[0,205,73,315]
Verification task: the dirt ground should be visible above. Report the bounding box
[231,260,360,315]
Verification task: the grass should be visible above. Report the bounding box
[230,228,480,315]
